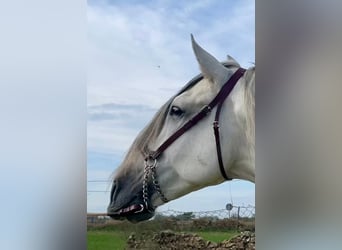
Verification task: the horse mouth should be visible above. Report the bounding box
[108,204,155,222]
[109,204,144,216]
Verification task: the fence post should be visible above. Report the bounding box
[237,206,240,230]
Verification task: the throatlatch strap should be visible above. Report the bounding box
[213,100,231,180]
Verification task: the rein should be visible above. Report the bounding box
[142,67,246,209]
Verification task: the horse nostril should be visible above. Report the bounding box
[110,180,117,203]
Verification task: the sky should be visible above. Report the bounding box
[87,0,255,213]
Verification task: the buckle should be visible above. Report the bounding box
[201,105,211,115]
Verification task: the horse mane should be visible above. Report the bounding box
[243,66,255,159]
[114,63,255,180]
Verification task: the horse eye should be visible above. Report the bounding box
[170,106,184,117]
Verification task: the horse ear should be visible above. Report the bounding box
[226,55,240,67]
[191,34,229,85]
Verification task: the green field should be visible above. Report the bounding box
[87,231,127,250]
[87,230,238,250]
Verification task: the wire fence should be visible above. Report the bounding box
[155,205,255,220]
[87,205,255,228]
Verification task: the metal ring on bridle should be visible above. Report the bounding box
[144,156,157,168]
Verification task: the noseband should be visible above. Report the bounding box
[142,67,246,210]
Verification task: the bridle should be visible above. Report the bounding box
[142,67,246,211]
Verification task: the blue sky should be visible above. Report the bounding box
[87,0,255,213]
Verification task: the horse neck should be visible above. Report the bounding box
[244,68,255,160]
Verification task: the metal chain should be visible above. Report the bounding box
[143,158,168,210]
[142,161,151,210]
[151,163,169,203]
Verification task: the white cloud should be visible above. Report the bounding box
[88,103,157,154]
[87,0,255,107]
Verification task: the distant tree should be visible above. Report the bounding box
[174,212,195,221]
[199,216,219,221]
[153,213,171,221]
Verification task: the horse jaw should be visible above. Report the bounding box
[191,34,231,86]
[229,159,255,183]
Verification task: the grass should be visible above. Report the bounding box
[87,229,239,250]
[87,231,127,250]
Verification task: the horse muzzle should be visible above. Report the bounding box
[107,204,155,222]
[107,179,155,222]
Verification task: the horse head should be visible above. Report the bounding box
[108,35,255,222]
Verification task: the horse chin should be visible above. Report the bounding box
[127,210,155,223]
[107,203,155,223]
